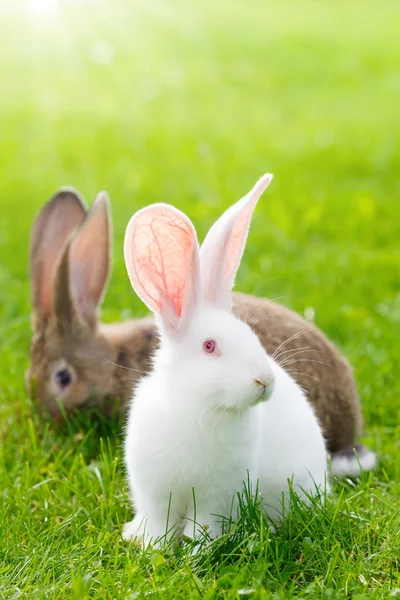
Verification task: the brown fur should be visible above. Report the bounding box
[233,292,363,453]
[28,188,365,455]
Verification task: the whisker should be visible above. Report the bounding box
[298,383,311,394]
[279,358,331,369]
[98,354,148,375]
[250,276,280,296]
[266,294,293,304]
[273,345,319,361]
[284,369,321,383]
[240,279,284,322]
[272,329,316,360]
[245,294,294,328]
[248,316,274,328]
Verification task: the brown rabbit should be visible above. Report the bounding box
[27,187,376,477]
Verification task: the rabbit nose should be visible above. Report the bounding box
[254,378,269,390]
[254,377,274,401]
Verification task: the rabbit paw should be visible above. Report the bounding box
[122,516,150,547]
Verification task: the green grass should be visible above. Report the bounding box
[1,0,400,597]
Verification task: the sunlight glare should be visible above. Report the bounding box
[26,0,60,15]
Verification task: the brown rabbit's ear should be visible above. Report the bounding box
[53,192,112,328]
[30,187,87,323]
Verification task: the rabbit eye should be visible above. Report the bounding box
[55,368,72,388]
[203,339,217,355]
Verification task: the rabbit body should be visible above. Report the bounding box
[123,177,329,546]
[124,309,329,544]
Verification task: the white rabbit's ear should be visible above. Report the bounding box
[124,204,200,335]
[200,173,273,311]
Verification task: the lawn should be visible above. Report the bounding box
[0,0,399,597]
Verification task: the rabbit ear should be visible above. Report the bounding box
[57,192,112,326]
[30,188,87,322]
[124,204,200,335]
[200,174,273,311]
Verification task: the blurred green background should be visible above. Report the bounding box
[1,0,399,427]
[0,1,400,597]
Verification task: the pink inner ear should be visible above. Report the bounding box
[126,206,197,319]
[200,173,273,310]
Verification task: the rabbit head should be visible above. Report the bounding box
[124,174,276,412]
[27,189,117,417]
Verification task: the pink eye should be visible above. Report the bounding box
[203,339,217,355]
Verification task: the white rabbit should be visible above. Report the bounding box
[122,174,330,547]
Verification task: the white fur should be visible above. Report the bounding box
[123,176,329,547]
[331,447,377,478]
[123,309,329,546]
